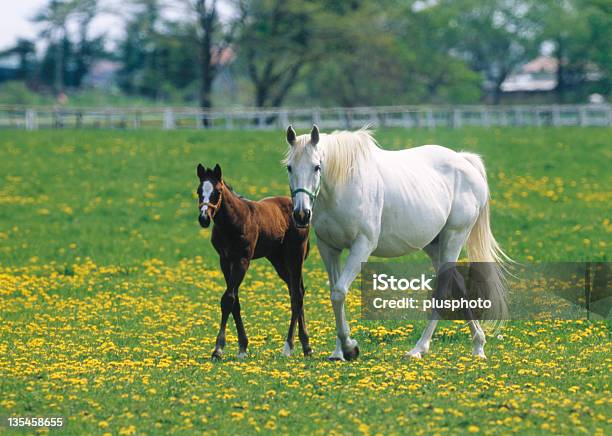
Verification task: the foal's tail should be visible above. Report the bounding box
[462,152,512,331]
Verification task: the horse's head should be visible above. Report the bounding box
[284,124,321,228]
[196,163,224,228]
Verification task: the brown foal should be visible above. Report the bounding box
[196,163,312,359]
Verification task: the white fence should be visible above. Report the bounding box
[0,104,610,131]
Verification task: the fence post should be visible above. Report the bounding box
[344,109,352,129]
[313,109,321,126]
[452,109,461,128]
[25,109,38,131]
[163,108,175,130]
[500,109,508,126]
[578,106,587,126]
[280,111,289,129]
[481,108,490,127]
[401,110,412,128]
[552,106,561,126]
[426,109,434,128]
[133,111,141,129]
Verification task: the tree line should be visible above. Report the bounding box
[1,0,610,108]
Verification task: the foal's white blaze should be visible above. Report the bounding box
[200,181,213,215]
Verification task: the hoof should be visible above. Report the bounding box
[473,351,487,359]
[237,351,248,359]
[281,342,293,357]
[211,350,223,360]
[342,345,360,361]
[327,356,345,362]
[303,347,313,357]
[404,348,425,359]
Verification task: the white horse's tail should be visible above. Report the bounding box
[461,152,511,330]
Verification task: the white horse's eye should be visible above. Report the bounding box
[287,165,292,173]
[314,165,321,172]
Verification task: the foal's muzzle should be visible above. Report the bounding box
[293,208,311,228]
[198,213,211,228]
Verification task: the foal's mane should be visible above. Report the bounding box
[224,182,245,199]
[284,128,380,185]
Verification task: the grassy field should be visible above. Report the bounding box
[0,127,610,434]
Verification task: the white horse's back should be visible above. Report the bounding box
[371,144,489,256]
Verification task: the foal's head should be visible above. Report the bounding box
[196,163,224,228]
[284,125,321,228]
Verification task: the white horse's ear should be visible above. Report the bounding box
[310,125,319,146]
[286,125,297,146]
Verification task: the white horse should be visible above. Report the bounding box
[284,125,509,360]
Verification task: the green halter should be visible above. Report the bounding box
[291,177,321,203]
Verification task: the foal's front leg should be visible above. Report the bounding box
[212,257,249,359]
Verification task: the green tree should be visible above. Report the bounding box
[34,0,72,94]
[236,0,330,107]
[117,0,164,97]
[438,0,541,104]
[535,0,611,102]
[303,1,481,106]
[0,39,37,82]
[70,0,105,88]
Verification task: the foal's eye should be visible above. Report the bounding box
[314,164,321,172]
[287,165,292,173]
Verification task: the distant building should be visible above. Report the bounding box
[82,60,122,88]
[501,56,558,93]
[501,56,606,104]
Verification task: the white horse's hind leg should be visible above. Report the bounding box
[406,320,438,358]
[469,320,487,358]
[408,199,480,358]
[406,241,441,359]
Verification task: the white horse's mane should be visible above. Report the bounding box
[285,128,380,185]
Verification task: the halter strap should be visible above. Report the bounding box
[291,177,321,203]
[199,181,224,219]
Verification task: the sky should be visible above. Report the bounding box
[0,0,127,52]
[0,1,235,52]
[0,0,49,50]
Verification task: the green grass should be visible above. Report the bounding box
[0,127,610,434]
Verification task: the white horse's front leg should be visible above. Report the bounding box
[328,234,375,361]
[317,239,344,360]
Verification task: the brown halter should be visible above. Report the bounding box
[199,181,224,219]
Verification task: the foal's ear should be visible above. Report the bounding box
[286,125,297,146]
[310,125,319,146]
[213,163,222,181]
[197,163,206,180]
